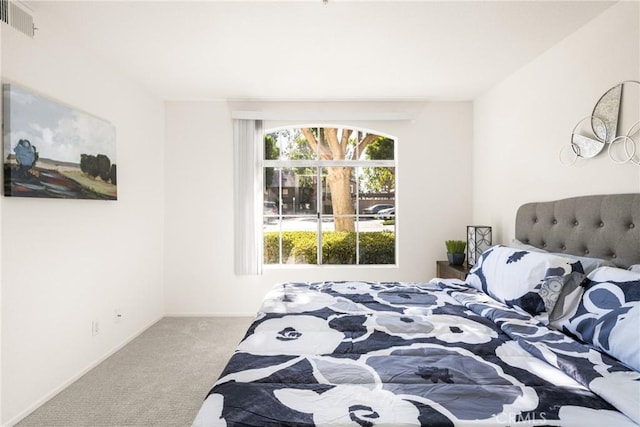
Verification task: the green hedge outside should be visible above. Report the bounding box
[264,231,395,265]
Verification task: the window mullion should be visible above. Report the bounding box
[265,160,393,168]
[278,169,283,264]
[316,127,322,266]
[316,166,323,265]
[355,167,360,265]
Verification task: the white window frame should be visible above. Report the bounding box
[262,125,397,268]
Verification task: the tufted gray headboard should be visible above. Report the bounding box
[516,194,640,269]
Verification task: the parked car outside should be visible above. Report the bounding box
[376,207,395,220]
[362,204,394,216]
[264,201,278,216]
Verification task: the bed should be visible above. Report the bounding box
[193,193,640,427]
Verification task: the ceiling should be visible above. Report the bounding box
[29,0,615,101]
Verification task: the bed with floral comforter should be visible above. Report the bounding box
[193,249,640,427]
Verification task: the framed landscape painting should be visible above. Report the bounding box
[2,84,117,200]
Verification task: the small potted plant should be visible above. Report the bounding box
[445,240,466,265]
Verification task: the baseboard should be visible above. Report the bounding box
[3,315,164,427]
[164,312,256,317]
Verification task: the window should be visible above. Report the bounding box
[263,126,396,266]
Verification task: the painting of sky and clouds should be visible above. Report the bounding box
[3,84,117,200]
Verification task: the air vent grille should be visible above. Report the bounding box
[1,0,34,38]
[0,0,8,25]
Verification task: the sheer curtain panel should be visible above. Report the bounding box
[233,119,263,275]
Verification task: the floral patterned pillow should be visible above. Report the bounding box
[551,266,640,372]
[466,245,584,316]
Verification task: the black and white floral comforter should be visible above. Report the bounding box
[193,280,640,426]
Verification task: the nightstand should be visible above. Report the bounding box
[436,260,471,280]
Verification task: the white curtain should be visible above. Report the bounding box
[233,119,263,275]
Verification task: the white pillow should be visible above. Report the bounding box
[510,239,547,253]
[510,239,615,274]
[466,245,584,316]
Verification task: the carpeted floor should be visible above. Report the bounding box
[15,317,253,427]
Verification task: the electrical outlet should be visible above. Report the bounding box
[92,320,100,336]
[114,308,122,323]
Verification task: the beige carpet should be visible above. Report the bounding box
[16,317,253,427]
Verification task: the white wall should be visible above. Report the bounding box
[164,101,473,316]
[3,0,635,423]
[1,8,165,426]
[473,1,640,244]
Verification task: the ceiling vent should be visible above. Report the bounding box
[1,0,35,38]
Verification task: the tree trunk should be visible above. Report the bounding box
[327,166,354,232]
[300,127,378,233]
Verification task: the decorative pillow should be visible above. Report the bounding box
[551,266,640,372]
[541,272,586,320]
[548,273,588,325]
[466,245,584,316]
